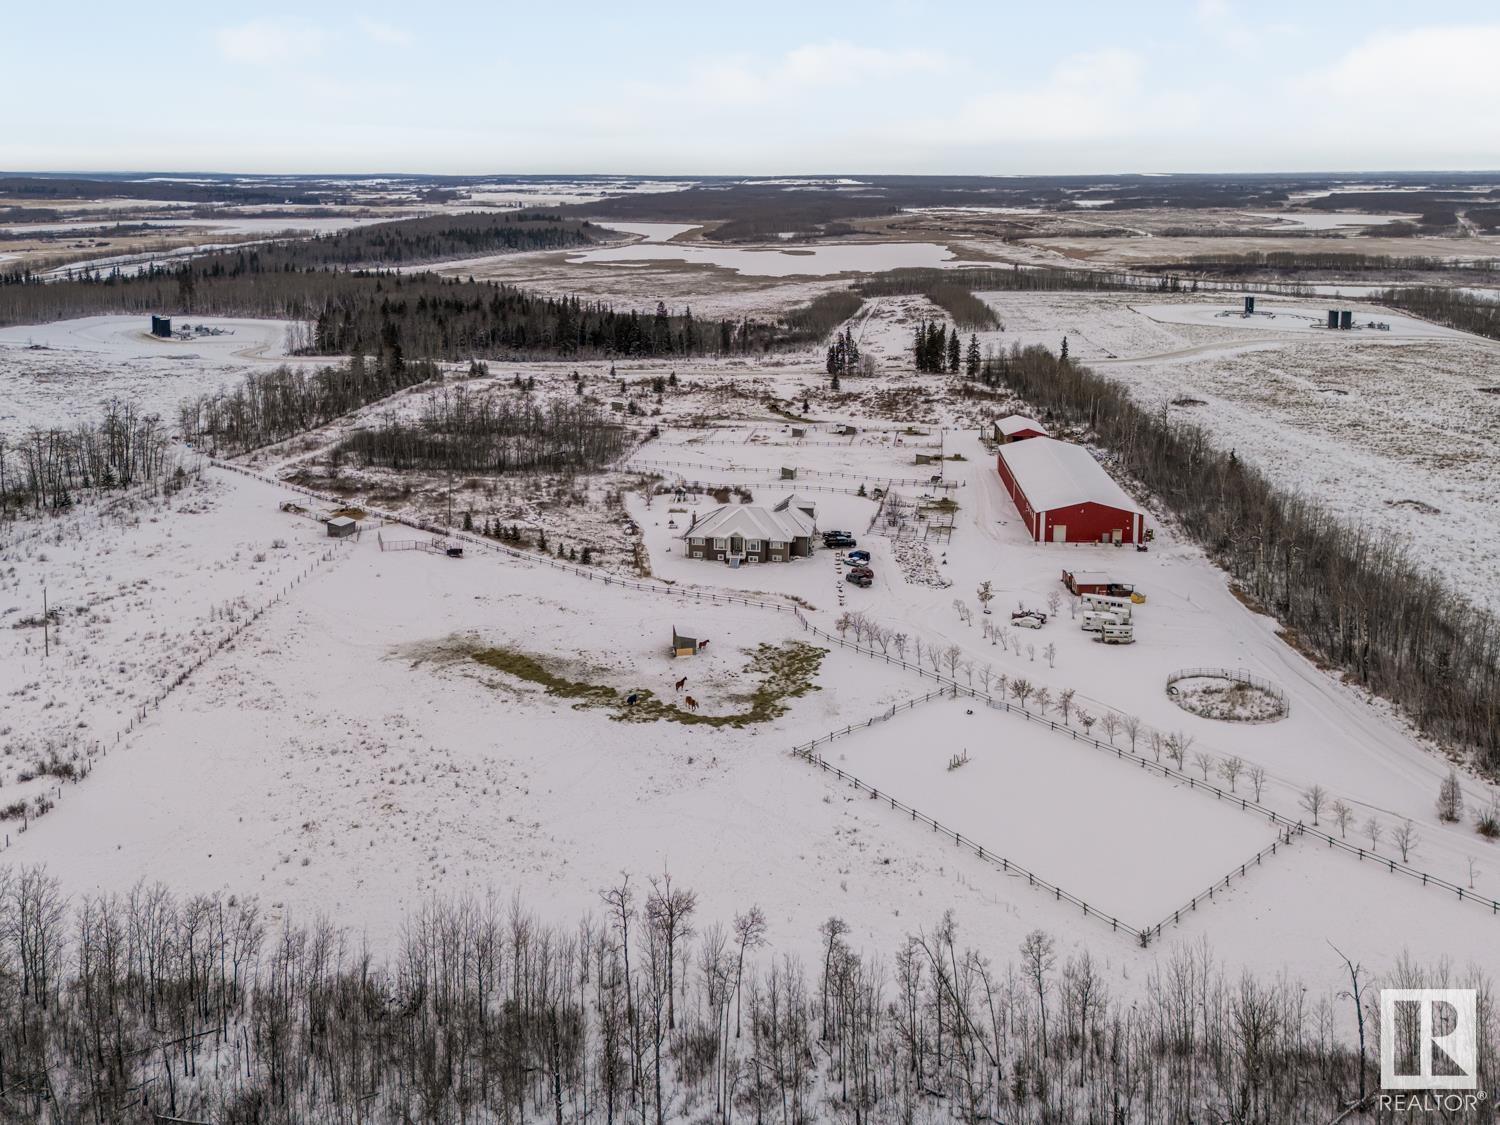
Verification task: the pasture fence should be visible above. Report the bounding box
[209,460,802,615]
[791,610,1500,920]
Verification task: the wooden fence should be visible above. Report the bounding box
[623,457,962,491]
[210,460,801,616]
[791,610,1500,921]
[788,689,1149,943]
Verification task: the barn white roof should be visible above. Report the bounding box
[684,499,814,543]
[997,413,1048,437]
[999,437,1144,515]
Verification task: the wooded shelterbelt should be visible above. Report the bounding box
[215,212,599,270]
[0,262,851,364]
[853,266,1150,297]
[922,283,1001,330]
[1375,286,1500,343]
[177,353,442,457]
[334,388,627,475]
[1,864,1490,1125]
[1146,250,1500,276]
[0,401,178,515]
[984,345,1500,766]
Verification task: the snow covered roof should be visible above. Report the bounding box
[684,500,814,543]
[326,516,356,528]
[1066,570,1116,586]
[997,413,1048,438]
[999,437,1144,515]
[774,493,817,517]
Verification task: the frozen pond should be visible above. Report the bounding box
[595,221,702,243]
[568,239,972,277]
[1242,211,1418,230]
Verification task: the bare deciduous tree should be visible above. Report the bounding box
[1300,785,1328,826]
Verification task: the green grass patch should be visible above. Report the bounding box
[471,641,826,728]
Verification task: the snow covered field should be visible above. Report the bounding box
[4,280,1500,1007]
[0,314,316,436]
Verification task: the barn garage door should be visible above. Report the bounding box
[1052,524,1067,543]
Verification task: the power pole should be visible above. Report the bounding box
[42,584,49,657]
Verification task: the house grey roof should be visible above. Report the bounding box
[999,437,1144,514]
[774,493,817,517]
[683,499,814,543]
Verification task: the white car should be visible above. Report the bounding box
[1012,614,1045,630]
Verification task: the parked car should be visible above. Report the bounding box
[822,529,852,541]
[843,549,871,564]
[824,534,856,548]
[1011,608,1048,625]
[847,565,874,579]
[1011,613,1045,630]
[846,571,873,588]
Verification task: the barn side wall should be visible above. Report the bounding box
[1037,501,1143,544]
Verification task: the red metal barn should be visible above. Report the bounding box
[996,437,1147,544]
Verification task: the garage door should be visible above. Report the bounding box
[1052,524,1067,543]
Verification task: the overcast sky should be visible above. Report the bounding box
[5,0,1498,175]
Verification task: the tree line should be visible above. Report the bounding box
[0,264,854,363]
[334,387,628,476]
[0,863,1490,1125]
[204,212,599,270]
[0,400,178,516]
[1375,286,1500,343]
[177,352,442,457]
[984,344,1500,766]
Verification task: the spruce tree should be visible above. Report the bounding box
[966,334,981,379]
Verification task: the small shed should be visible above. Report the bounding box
[790,427,807,438]
[915,453,939,465]
[326,515,358,539]
[671,627,700,657]
[150,315,172,338]
[1062,569,1134,597]
[780,466,798,480]
[993,414,1049,444]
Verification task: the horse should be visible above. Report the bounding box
[684,695,699,712]
[674,676,687,692]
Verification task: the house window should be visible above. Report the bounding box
[713,538,727,550]
[690,537,705,547]
[770,541,785,551]
[692,550,703,558]
[746,540,761,553]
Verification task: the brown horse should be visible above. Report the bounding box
[674,676,687,692]
[684,695,699,711]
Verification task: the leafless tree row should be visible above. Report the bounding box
[0,400,177,517]
[0,864,1494,1124]
[176,354,440,456]
[335,388,628,476]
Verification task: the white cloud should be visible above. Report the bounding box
[358,19,412,48]
[932,48,1200,146]
[214,19,325,66]
[664,41,947,108]
[1299,24,1500,103]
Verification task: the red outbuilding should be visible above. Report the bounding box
[996,436,1147,544]
[992,413,1049,443]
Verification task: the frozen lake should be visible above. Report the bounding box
[1242,211,1418,230]
[568,239,972,277]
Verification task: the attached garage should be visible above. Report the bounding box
[996,437,1147,545]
